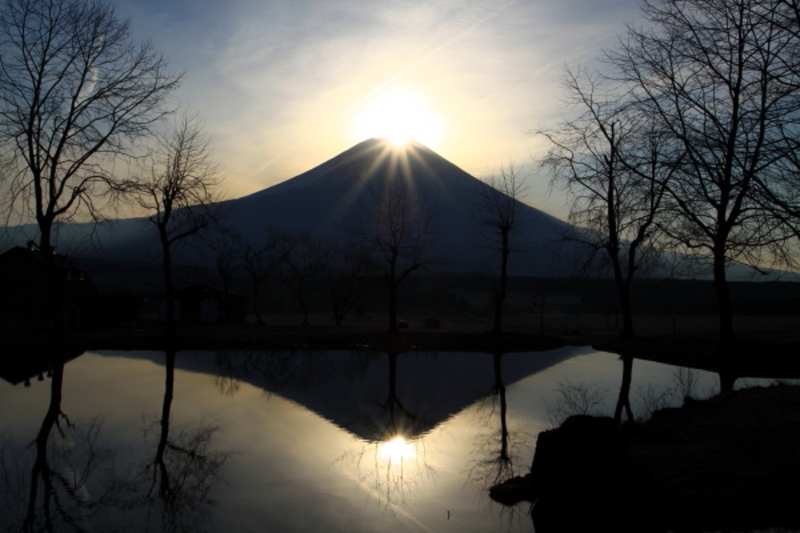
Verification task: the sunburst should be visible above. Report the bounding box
[353,91,442,147]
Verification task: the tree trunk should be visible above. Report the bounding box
[299,293,310,326]
[611,263,634,339]
[493,228,510,337]
[388,283,398,333]
[614,353,634,424]
[605,146,634,339]
[250,280,265,325]
[493,353,510,461]
[712,249,736,345]
[39,223,67,337]
[387,251,399,333]
[160,229,177,337]
[156,350,175,466]
[23,355,66,531]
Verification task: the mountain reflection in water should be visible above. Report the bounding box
[1,346,747,532]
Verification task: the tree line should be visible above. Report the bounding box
[3,0,796,344]
[540,0,800,345]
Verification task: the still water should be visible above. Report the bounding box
[0,347,757,532]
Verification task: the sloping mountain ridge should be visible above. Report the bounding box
[0,138,573,277]
[212,138,571,274]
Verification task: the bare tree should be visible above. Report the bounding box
[210,228,244,293]
[540,69,678,424]
[359,179,437,333]
[606,0,800,343]
[470,166,528,337]
[279,231,334,326]
[0,0,179,333]
[242,227,288,325]
[326,241,379,327]
[540,69,672,342]
[132,113,221,337]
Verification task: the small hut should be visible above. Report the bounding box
[174,284,246,324]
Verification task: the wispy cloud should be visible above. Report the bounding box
[116,0,642,215]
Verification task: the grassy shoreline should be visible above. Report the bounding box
[4,315,799,378]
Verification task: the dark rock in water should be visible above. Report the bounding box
[490,415,632,503]
[491,387,800,532]
[488,474,535,506]
[529,415,629,498]
[491,415,652,532]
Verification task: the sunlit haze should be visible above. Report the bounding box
[111,0,643,219]
[353,91,442,148]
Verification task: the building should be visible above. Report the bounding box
[174,284,246,324]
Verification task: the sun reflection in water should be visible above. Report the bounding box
[378,436,416,466]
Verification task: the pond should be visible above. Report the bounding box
[0,347,771,532]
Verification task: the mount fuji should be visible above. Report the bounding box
[2,138,574,277]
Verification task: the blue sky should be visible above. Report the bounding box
[114,0,642,218]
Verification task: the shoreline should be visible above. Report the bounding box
[3,317,800,378]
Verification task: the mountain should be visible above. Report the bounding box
[0,138,573,277]
[215,137,571,275]
[100,347,586,441]
[6,137,787,282]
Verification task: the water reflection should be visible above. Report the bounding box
[21,351,77,532]
[207,349,576,443]
[144,349,231,532]
[379,437,416,465]
[461,351,535,531]
[4,346,787,532]
[211,349,441,510]
[0,347,586,533]
[0,349,231,533]
[1,350,131,532]
[468,352,518,488]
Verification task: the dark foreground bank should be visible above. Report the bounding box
[490,384,800,532]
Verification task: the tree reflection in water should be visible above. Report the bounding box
[467,353,519,486]
[465,352,533,528]
[0,349,231,533]
[0,350,123,532]
[143,349,232,533]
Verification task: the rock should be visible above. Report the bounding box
[490,415,650,532]
[488,474,535,506]
[529,415,628,498]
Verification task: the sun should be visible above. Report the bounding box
[378,436,416,465]
[353,91,442,147]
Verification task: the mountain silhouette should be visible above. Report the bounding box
[1,137,572,276]
[213,137,570,275]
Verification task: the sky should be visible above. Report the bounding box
[114,0,643,220]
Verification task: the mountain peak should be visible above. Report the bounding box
[245,137,452,198]
[1,137,572,276]
[218,138,570,275]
